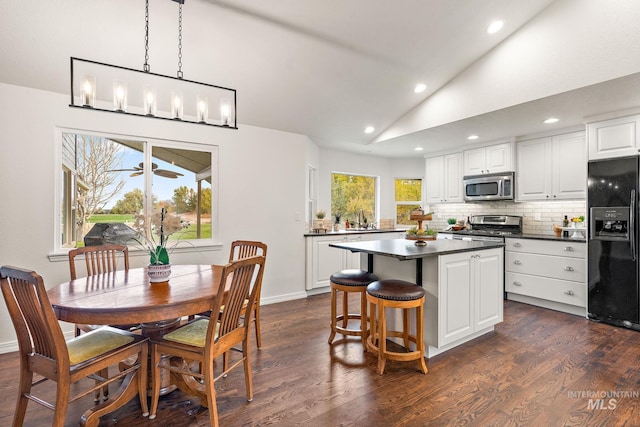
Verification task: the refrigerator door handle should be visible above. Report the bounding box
[631,190,636,261]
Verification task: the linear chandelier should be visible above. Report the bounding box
[69,0,237,129]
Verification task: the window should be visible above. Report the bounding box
[331,173,377,226]
[395,178,422,226]
[58,130,216,250]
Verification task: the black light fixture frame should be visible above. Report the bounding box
[69,57,237,129]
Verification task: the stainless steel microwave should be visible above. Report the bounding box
[463,172,514,202]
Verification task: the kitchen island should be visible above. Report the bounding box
[330,238,505,357]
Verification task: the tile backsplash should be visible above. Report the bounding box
[427,200,586,236]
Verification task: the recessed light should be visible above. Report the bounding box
[544,117,559,124]
[414,147,424,151]
[487,20,504,34]
[467,135,479,140]
[364,126,375,134]
[414,83,427,93]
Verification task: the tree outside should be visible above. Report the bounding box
[331,173,376,225]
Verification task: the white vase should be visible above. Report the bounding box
[148,264,171,283]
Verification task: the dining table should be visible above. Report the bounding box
[47,264,225,394]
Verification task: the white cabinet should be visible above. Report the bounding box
[305,232,403,290]
[504,238,586,316]
[438,248,503,347]
[425,152,463,203]
[463,142,512,176]
[516,131,585,201]
[588,114,640,160]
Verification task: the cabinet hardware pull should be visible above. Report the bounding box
[564,247,574,251]
[565,290,575,296]
[565,266,574,271]
[513,281,522,286]
[513,260,522,265]
[513,243,522,247]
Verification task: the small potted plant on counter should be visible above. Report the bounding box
[313,210,327,232]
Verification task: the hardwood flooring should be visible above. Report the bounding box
[2,294,640,426]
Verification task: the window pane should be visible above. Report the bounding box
[151,146,212,241]
[331,173,376,225]
[396,204,421,226]
[395,179,422,201]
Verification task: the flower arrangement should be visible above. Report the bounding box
[132,208,188,265]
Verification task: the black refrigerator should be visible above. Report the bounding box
[588,156,640,330]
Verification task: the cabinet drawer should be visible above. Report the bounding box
[506,272,585,307]
[505,251,585,282]
[505,238,585,258]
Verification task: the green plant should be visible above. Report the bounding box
[131,208,189,265]
[315,210,326,219]
[447,218,457,225]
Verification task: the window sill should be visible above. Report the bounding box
[48,240,223,263]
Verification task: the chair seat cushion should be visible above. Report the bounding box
[67,328,135,365]
[330,269,379,287]
[162,319,220,348]
[367,279,425,301]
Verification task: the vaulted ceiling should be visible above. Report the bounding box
[1,0,639,157]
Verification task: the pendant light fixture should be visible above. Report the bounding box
[69,0,237,129]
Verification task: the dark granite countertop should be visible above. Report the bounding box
[304,228,405,237]
[329,238,504,260]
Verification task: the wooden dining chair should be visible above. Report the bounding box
[68,244,134,336]
[0,265,149,427]
[228,240,268,349]
[149,255,266,427]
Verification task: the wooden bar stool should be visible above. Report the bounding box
[328,269,379,349]
[366,279,428,375]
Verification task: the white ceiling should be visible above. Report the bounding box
[1,0,639,158]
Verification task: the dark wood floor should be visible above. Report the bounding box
[2,293,640,426]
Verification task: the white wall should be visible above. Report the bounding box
[0,82,309,352]
[318,149,424,224]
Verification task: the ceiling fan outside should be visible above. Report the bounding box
[110,162,184,179]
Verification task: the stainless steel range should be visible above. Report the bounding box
[438,215,523,242]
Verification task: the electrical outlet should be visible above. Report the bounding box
[534,213,541,220]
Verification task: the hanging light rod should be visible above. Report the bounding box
[68,0,237,129]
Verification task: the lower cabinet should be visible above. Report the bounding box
[504,238,586,316]
[437,248,503,347]
[305,232,405,290]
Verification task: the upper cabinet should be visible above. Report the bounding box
[588,114,640,160]
[463,142,512,176]
[425,153,463,204]
[516,131,586,201]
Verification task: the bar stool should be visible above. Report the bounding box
[328,269,379,349]
[366,279,428,375]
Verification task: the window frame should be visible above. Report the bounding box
[52,127,220,259]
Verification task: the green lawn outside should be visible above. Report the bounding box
[84,214,211,241]
[87,214,135,223]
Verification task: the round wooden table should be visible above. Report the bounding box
[48,264,224,327]
[48,264,225,395]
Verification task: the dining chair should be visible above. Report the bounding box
[228,240,268,349]
[0,265,149,427]
[68,244,135,337]
[149,255,266,427]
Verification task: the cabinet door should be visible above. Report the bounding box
[485,143,512,173]
[516,137,552,201]
[425,156,444,203]
[345,235,364,269]
[438,252,473,346]
[312,237,346,289]
[588,115,640,160]
[463,147,486,176]
[444,153,463,202]
[552,132,586,199]
[474,250,504,330]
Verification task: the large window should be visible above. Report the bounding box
[395,178,422,226]
[331,173,377,226]
[59,131,215,249]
